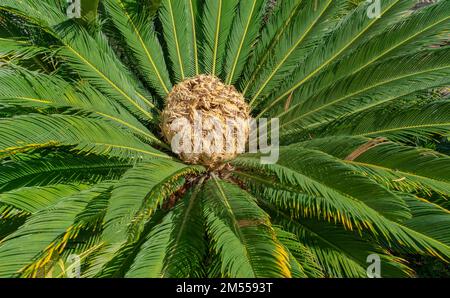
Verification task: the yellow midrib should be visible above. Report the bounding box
[10,94,161,145]
[188,0,199,75]
[286,14,450,114]
[7,96,51,104]
[257,0,402,118]
[94,143,170,159]
[212,0,223,75]
[212,175,256,277]
[242,2,301,95]
[357,122,450,137]
[117,0,170,95]
[66,44,154,120]
[167,0,185,80]
[226,0,257,85]
[249,0,333,106]
[279,64,450,129]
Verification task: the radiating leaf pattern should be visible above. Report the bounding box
[0,0,449,278]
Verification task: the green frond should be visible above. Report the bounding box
[159,0,196,81]
[127,184,206,277]
[202,176,291,278]
[1,1,159,121]
[0,67,161,145]
[0,38,47,61]
[0,183,111,277]
[319,100,450,143]
[298,137,450,200]
[124,211,173,277]
[403,194,450,247]
[239,0,303,93]
[236,170,389,232]
[266,203,413,278]
[233,147,411,222]
[0,114,168,160]
[0,1,67,28]
[0,184,89,214]
[53,29,158,121]
[232,151,450,261]
[104,0,172,98]
[89,160,204,276]
[259,0,416,117]
[223,0,265,85]
[247,0,346,107]
[102,159,204,244]
[289,1,450,106]
[81,209,168,278]
[0,153,131,192]
[201,0,239,76]
[295,136,450,197]
[348,142,450,196]
[277,48,450,131]
[273,227,324,278]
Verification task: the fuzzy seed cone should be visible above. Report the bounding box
[161,75,250,167]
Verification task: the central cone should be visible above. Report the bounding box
[161,75,251,167]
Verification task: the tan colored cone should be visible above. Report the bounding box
[161,75,250,167]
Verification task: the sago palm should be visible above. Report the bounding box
[0,0,449,278]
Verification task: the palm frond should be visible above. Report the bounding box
[265,202,413,278]
[0,114,168,160]
[201,0,239,76]
[246,0,346,107]
[202,176,291,278]
[0,184,88,214]
[289,1,450,105]
[233,147,411,222]
[277,48,450,131]
[295,136,450,197]
[124,210,173,277]
[127,184,206,277]
[404,194,450,247]
[232,151,450,260]
[0,67,161,145]
[0,153,131,192]
[53,28,158,121]
[0,38,48,61]
[89,160,204,276]
[104,0,172,97]
[159,0,195,81]
[0,2,159,121]
[319,100,450,143]
[239,0,303,93]
[258,0,416,116]
[0,183,111,277]
[274,227,324,278]
[103,159,204,244]
[223,0,265,85]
